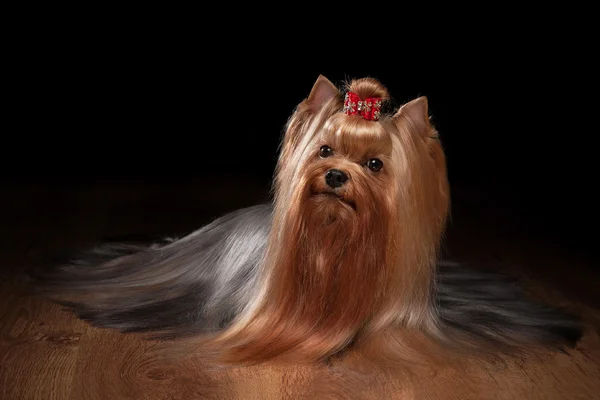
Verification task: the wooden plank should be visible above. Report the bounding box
[0,274,85,400]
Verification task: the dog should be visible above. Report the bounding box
[31,75,583,366]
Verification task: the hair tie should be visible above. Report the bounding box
[343,91,382,121]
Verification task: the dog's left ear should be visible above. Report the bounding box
[392,96,436,137]
[306,75,340,110]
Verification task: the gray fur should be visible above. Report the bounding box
[435,260,582,350]
[31,203,273,339]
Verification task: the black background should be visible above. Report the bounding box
[5,41,597,262]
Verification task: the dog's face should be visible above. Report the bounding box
[303,113,396,223]
[274,77,402,232]
[274,75,448,238]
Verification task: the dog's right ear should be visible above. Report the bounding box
[306,75,340,110]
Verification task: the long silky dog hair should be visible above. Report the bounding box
[31,75,583,366]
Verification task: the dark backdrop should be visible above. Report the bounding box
[4,60,597,261]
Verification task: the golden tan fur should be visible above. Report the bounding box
[206,75,451,365]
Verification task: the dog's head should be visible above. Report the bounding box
[274,75,449,249]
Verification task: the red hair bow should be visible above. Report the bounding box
[343,91,382,121]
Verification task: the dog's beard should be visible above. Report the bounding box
[300,193,358,273]
[305,192,355,226]
[218,170,396,363]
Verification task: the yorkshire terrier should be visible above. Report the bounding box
[31,75,583,366]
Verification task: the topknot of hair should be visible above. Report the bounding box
[345,77,390,102]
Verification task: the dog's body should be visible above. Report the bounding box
[32,75,582,366]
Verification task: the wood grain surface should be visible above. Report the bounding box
[1,180,599,399]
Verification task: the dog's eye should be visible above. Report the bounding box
[319,145,333,158]
[366,158,383,172]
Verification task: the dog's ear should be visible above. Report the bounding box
[393,96,436,137]
[306,75,340,109]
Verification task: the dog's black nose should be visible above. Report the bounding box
[325,169,348,188]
